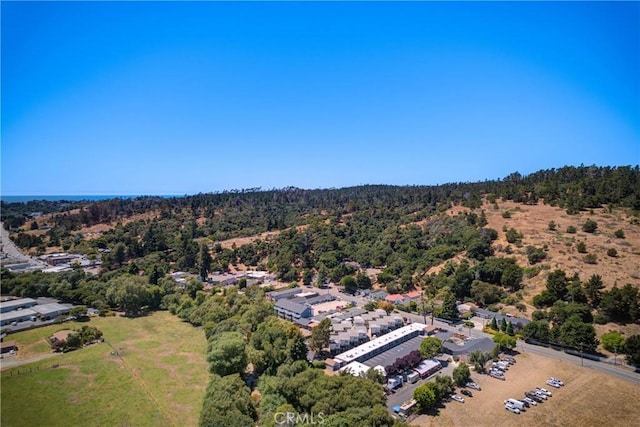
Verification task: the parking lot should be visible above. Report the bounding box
[409,351,640,427]
[385,358,453,412]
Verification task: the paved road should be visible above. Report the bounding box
[385,360,454,411]
[401,310,640,385]
[0,221,47,270]
[0,222,29,262]
[0,352,62,370]
[518,341,640,384]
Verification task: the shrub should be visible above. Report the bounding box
[614,229,625,239]
[576,241,587,253]
[607,248,618,257]
[582,219,598,233]
[594,313,608,324]
[505,228,522,244]
[526,246,547,264]
[502,211,512,219]
[583,254,598,264]
[312,360,326,369]
[566,226,577,234]
[601,331,626,353]
[548,221,557,231]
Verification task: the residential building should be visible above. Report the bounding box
[266,287,303,302]
[327,323,427,370]
[274,299,312,321]
[385,294,407,305]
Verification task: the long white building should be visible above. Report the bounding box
[328,322,427,370]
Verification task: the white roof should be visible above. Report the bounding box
[335,323,426,364]
[339,361,370,377]
[414,358,441,374]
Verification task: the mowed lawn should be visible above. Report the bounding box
[1,311,210,427]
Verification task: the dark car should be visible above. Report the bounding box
[461,389,472,397]
[525,391,543,403]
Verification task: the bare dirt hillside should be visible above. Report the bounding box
[449,200,640,294]
[444,200,640,337]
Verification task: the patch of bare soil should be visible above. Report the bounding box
[76,210,161,237]
[215,224,309,249]
[411,351,640,427]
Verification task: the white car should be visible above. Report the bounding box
[534,390,548,400]
[536,387,553,397]
[466,382,481,391]
[505,403,520,414]
[550,377,564,386]
[451,395,465,403]
[523,397,538,406]
[546,379,561,388]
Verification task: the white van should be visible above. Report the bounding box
[505,399,525,411]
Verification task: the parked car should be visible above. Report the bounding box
[466,382,481,391]
[504,357,516,364]
[525,391,543,402]
[505,403,521,414]
[523,397,538,406]
[534,390,548,400]
[550,377,564,386]
[536,387,553,397]
[490,370,505,380]
[461,389,473,397]
[546,379,561,388]
[451,395,465,403]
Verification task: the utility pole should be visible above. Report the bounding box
[421,288,427,325]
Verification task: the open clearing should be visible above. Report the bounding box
[1,311,209,427]
[411,351,640,427]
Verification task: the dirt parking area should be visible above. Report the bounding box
[411,351,640,427]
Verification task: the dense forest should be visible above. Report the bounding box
[2,165,640,424]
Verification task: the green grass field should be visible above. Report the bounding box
[1,312,209,427]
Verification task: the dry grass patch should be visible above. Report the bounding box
[411,351,640,427]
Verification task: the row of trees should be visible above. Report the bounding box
[532,270,640,326]
[384,350,423,377]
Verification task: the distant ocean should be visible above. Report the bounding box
[1,195,179,203]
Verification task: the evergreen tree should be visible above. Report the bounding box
[505,321,514,336]
[583,274,605,308]
[439,288,459,320]
[490,317,498,330]
[309,318,331,354]
[198,243,212,279]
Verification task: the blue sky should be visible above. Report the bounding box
[2,1,638,196]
